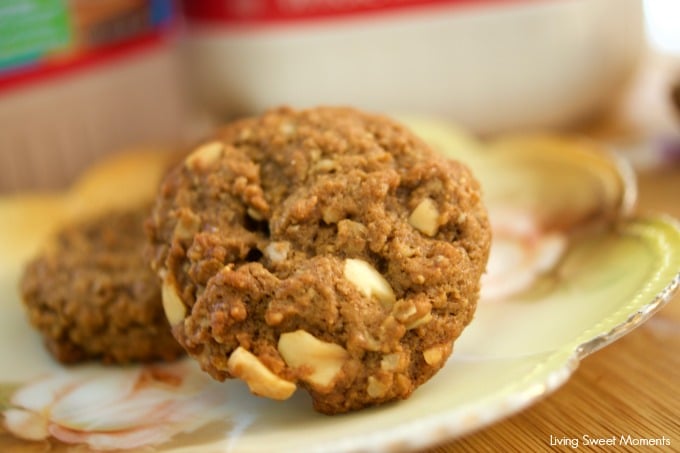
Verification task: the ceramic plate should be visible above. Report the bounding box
[1,124,678,453]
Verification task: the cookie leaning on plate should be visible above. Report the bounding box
[146,107,491,414]
[21,204,185,364]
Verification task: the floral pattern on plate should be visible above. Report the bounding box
[1,361,232,451]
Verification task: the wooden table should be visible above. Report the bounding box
[427,168,680,452]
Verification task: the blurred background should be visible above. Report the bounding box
[0,0,678,192]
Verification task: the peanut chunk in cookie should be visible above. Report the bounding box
[408,197,440,237]
[227,347,296,400]
[278,330,349,389]
[343,258,396,307]
[185,141,224,170]
[423,344,451,366]
[265,241,290,263]
[380,352,405,372]
[162,279,186,325]
[367,375,389,398]
[173,209,201,240]
[406,313,433,330]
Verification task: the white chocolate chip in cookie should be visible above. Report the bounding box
[408,197,440,237]
[227,347,296,400]
[343,258,396,307]
[161,279,186,325]
[185,141,224,170]
[278,330,349,390]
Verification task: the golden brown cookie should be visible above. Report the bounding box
[146,107,491,413]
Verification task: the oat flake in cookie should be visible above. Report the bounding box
[146,107,491,414]
[21,205,185,364]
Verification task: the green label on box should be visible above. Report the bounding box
[0,0,71,70]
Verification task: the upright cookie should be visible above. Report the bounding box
[147,107,491,413]
[21,205,185,364]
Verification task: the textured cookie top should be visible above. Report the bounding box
[147,107,490,413]
[21,206,184,364]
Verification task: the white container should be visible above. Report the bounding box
[183,0,644,134]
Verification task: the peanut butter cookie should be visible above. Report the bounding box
[146,107,490,413]
[21,205,184,364]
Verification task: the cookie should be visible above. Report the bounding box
[21,205,185,364]
[146,107,491,413]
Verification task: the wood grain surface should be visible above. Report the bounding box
[425,169,680,452]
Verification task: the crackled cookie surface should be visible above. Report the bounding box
[146,107,491,413]
[21,206,185,364]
